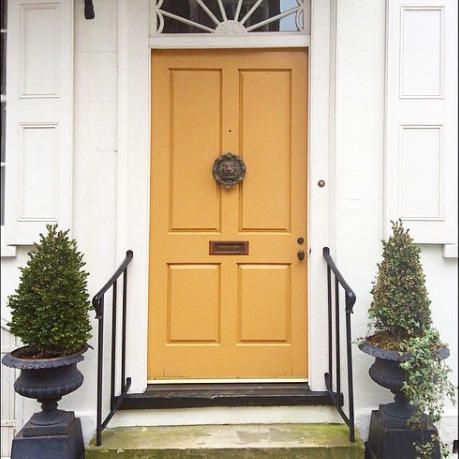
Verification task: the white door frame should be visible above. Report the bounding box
[116,0,336,394]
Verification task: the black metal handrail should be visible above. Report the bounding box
[93,250,133,446]
[323,247,356,442]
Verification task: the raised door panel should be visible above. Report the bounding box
[238,264,291,343]
[239,69,292,232]
[169,69,222,231]
[167,264,221,343]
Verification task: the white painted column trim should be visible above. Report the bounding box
[116,0,150,394]
[307,0,335,390]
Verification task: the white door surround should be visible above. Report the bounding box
[116,0,336,394]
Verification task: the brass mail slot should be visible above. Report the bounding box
[209,241,249,255]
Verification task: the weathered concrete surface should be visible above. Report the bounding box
[86,423,364,458]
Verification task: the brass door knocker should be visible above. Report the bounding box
[212,153,246,189]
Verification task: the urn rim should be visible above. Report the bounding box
[358,340,449,362]
[2,345,87,370]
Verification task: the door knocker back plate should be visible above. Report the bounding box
[212,153,246,189]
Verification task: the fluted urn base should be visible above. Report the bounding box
[2,347,86,459]
[359,341,445,459]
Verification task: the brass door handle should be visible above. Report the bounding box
[297,250,305,261]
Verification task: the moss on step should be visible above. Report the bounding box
[86,424,364,459]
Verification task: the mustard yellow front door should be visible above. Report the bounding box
[148,49,308,380]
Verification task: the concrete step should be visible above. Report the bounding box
[86,423,365,459]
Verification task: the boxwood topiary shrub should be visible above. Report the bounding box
[8,224,92,358]
[368,219,432,345]
[366,220,455,458]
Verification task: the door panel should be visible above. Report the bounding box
[238,264,291,343]
[167,264,221,343]
[240,69,292,232]
[149,49,308,380]
[169,69,222,231]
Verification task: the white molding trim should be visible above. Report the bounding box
[1,229,17,258]
[116,0,150,394]
[307,0,334,391]
[1,318,11,331]
[117,0,334,394]
[149,34,310,49]
[0,245,17,258]
[328,0,337,250]
[399,5,445,100]
[396,124,444,221]
[442,244,458,259]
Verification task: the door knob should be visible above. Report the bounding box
[297,250,305,261]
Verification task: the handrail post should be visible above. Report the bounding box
[334,277,341,400]
[346,297,355,442]
[323,247,356,443]
[121,266,128,391]
[110,281,117,410]
[93,250,133,447]
[327,263,333,390]
[96,297,104,447]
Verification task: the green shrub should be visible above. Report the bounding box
[8,225,92,357]
[368,219,431,341]
[367,220,455,458]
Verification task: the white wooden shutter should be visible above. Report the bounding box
[5,0,73,245]
[385,0,458,244]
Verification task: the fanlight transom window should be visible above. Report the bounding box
[151,0,306,34]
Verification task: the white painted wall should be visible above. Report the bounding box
[333,0,457,448]
[1,0,457,451]
[1,321,21,459]
[332,0,390,438]
[61,0,119,441]
[1,0,119,443]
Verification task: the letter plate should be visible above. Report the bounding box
[209,241,249,255]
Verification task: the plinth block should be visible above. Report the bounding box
[11,414,84,459]
[365,408,440,459]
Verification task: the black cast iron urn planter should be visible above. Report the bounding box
[2,347,87,459]
[359,341,449,459]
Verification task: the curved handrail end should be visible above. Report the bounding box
[92,250,134,306]
[345,291,357,313]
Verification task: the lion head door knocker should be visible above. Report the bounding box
[212,153,246,189]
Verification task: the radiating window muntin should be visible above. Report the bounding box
[151,0,305,34]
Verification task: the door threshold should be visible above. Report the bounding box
[148,378,308,384]
[118,382,335,410]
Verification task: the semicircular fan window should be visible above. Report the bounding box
[151,0,305,34]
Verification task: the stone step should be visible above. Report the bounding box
[86,423,364,459]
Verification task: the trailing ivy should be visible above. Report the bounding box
[8,225,92,357]
[401,329,456,458]
[367,220,456,458]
